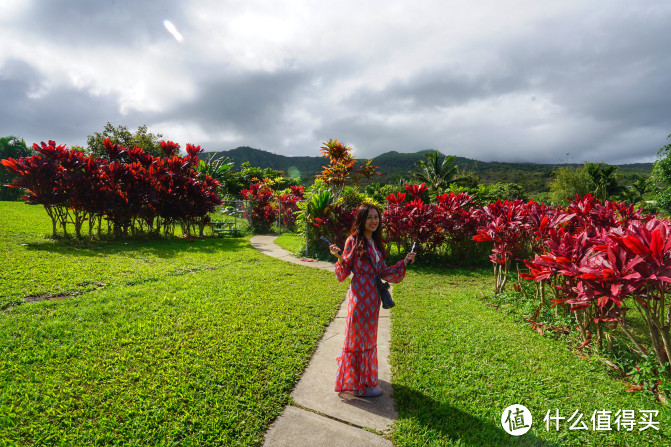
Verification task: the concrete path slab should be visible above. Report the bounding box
[263,406,392,447]
[249,235,397,446]
[291,306,396,433]
[250,234,335,272]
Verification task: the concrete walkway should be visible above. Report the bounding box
[250,235,395,447]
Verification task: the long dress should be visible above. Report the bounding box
[334,235,406,394]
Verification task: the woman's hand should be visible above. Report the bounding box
[404,252,416,266]
[329,244,343,263]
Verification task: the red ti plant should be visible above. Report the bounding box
[1,141,69,236]
[383,186,444,255]
[160,140,180,158]
[403,198,444,254]
[521,228,600,344]
[523,200,573,245]
[290,185,304,199]
[313,205,357,249]
[277,193,300,230]
[404,182,428,202]
[179,144,222,236]
[607,201,646,226]
[472,199,529,294]
[154,144,221,237]
[125,144,160,233]
[435,191,477,258]
[2,138,221,238]
[241,182,277,233]
[568,228,643,350]
[75,155,108,236]
[57,148,97,238]
[99,160,135,236]
[277,185,304,230]
[607,219,671,369]
[565,194,620,237]
[383,192,408,253]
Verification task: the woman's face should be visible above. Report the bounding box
[365,208,380,234]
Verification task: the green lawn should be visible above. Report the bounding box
[0,202,348,446]
[273,232,304,255]
[3,204,671,446]
[0,202,251,310]
[390,268,671,446]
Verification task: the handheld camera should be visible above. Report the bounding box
[408,241,418,265]
[320,236,342,255]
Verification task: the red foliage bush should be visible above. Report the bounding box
[241,183,277,232]
[1,139,221,238]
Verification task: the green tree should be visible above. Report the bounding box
[548,165,592,204]
[0,136,33,201]
[86,122,164,159]
[585,162,620,202]
[651,134,671,215]
[451,168,480,189]
[475,182,527,204]
[411,150,458,194]
[620,175,650,205]
[222,162,300,198]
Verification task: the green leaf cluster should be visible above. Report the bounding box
[652,135,671,216]
[0,136,32,201]
[86,122,164,159]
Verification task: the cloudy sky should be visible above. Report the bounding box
[1,0,671,164]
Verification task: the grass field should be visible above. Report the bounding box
[390,268,671,446]
[3,203,671,446]
[0,202,348,445]
[273,232,304,255]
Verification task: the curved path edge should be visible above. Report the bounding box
[250,235,396,447]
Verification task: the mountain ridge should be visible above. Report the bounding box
[201,146,652,192]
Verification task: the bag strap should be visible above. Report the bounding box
[363,244,382,280]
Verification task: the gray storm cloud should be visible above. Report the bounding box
[1,0,670,163]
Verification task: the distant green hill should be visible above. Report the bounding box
[201,147,653,193]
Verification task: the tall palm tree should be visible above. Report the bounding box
[411,150,458,193]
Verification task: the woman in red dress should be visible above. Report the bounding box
[329,204,415,397]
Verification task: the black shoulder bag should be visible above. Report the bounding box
[365,249,395,309]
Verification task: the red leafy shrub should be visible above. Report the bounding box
[519,194,671,381]
[605,219,671,365]
[241,182,277,233]
[290,185,304,198]
[384,186,444,254]
[383,202,409,253]
[472,199,530,293]
[276,185,305,230]
[277,194,301,230]
[1,139,221,238]
[404,182,428,202]
[1,142,70,236]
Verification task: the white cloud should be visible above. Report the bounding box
[0,0,31,22]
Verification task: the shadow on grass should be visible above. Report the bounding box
[18,236,250,258]
[393,384,557,446]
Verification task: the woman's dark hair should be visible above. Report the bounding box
[350,203,387,260]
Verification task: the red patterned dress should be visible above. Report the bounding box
[334,235,406,394]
